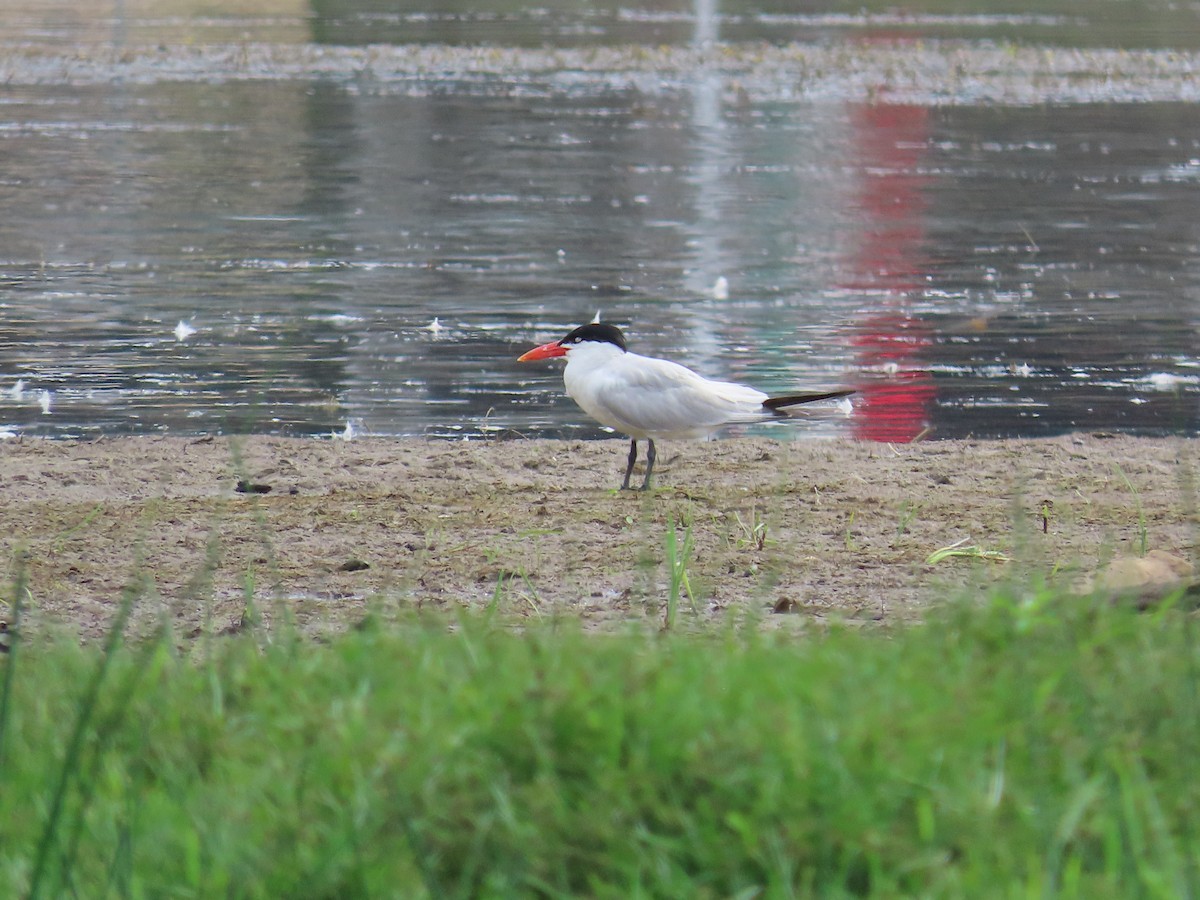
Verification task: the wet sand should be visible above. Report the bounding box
[1,433,1195,642]
[3,41,1199,106]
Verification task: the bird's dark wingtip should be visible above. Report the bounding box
[762,389,856,412]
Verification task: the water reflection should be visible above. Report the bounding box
[842,102,938,443]
[0,3,1199,441]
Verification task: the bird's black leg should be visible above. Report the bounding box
[622,439,638,490]
[640,439,656,491]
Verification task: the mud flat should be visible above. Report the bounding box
[2,40,1200,105]
[0,433,1194,642]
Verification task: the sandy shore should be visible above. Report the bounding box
[0,433,1196,643]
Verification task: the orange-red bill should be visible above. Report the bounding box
[517,341,568,362]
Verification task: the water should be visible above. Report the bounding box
[1,2,1199,442]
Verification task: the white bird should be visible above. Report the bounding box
[518,322,854,490]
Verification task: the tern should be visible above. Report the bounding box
[518,322,854,490]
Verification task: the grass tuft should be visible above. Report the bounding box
[1114,463,1149,557]
[663,517,698,629]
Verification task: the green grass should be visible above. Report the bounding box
[2,583,1200,897]
[1114,463,1149,557]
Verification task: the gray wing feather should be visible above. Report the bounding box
[593,355,767,437]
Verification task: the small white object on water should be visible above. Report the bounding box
[712,276,730,300]
[591,310,602,324]
[9,380,25,401]
[836,396,855,416]
[333,420,357,441]
[38,390,52,414]
[174,320,197,341]
[311,313,361,327]
[425,317,446,337]
[1145,372,1185,391]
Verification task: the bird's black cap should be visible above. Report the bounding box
[559,323,627,351]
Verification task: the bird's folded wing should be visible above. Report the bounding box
[598,356,768,434]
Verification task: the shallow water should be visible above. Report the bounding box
[1,2,1199,441]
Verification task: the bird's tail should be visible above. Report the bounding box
[762,389,855,415]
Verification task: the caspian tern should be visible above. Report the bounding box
[518,323,854,490]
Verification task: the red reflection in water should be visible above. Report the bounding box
[851,317,937,443]
[840,102,937,442]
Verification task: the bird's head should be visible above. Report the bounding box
[517,323,628,362]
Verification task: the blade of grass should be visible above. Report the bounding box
[0,553,29,772]
[664,517,699,630]
[1113,463,1148,557]
[57,626,173,893]
[27,572,144,899]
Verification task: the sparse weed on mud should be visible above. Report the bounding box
[1114,462,1149,557]
[730,505,771,552]
[663,517,698,629]
[895,499,920,538]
